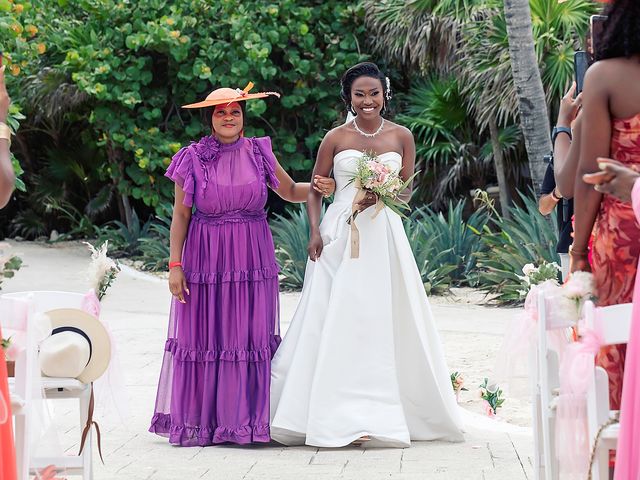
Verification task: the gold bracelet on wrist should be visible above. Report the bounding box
[0,122,11,147]
[569,245,589,257]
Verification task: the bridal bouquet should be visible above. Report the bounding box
[345,152,417,259]
[345,151,416,221]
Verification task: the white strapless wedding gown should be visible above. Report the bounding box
[270,150,464,448]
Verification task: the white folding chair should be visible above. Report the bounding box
[533,288,564,480]
[1,291,95,480]
[584,301,632,480]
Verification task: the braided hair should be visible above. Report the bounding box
[595,0,640,61]
[340,62,392,116]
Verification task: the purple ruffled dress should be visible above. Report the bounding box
[149,135,281,446]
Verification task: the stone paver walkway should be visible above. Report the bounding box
[3,241,534,479]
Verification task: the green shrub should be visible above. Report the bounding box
[406,200,489,294]
[270,204,324,291]
[138,212,171,271]
[475,192,560,305]
[1,0,367,233]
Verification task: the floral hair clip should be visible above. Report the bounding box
[385,77,392,101]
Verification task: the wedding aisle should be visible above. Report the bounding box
[2,241,533,480]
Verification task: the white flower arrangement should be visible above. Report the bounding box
[517,261,560,297]
[555,271,594,332]
[84,241,120,301]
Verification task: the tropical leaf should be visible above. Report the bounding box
[396,76,521,206]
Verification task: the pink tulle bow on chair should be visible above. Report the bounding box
[81,290,101,318]
[556,326,604,479]
[81,289,130,425]
[494,281,570,394]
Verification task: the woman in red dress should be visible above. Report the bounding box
[572,0,640,414]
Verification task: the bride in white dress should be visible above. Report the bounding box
[270,62,463,448]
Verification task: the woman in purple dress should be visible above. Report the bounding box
[149,84,334,446]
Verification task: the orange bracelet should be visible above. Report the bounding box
[169,261,183,269]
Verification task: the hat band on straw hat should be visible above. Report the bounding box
[52,326,93,364]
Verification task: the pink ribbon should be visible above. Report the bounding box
[556,326,604,478]
[81,289,101,318]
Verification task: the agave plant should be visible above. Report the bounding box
[97,210,154,257]
[270,204,326,291]
[406,199,489,293]
[139,216,171,271]
[474,192,560,305]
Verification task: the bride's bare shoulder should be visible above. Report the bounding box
[385,120,413,137]
[321,123,352,146]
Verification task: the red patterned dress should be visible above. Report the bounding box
[591,114,640,410]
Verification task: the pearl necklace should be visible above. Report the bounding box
[353,118,385,138]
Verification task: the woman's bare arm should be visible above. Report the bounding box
[168,185,192,303]
[571,64,611,271]
[307,132,336,261]
[555,115,582,198]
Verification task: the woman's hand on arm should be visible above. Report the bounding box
[168,185,192,303]
[583,159,640,204]
[570,64,611,272]
[273,162,336,202]
[307,133,335,261]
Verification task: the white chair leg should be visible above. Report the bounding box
[531,393,545,479]
[79,388,93,480]
[548,416,558,479]
[541,413,554,480]
[14,413,30,480]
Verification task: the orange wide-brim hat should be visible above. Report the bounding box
[182,82,281,109]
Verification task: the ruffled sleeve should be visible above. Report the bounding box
[165,146,196,207]
[252,136,280,190]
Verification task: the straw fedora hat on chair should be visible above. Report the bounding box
[38,309,111,384]
[181,81,280,109]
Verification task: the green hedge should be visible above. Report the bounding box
[1,0,366,226]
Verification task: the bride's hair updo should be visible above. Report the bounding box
[340,62,392,115]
